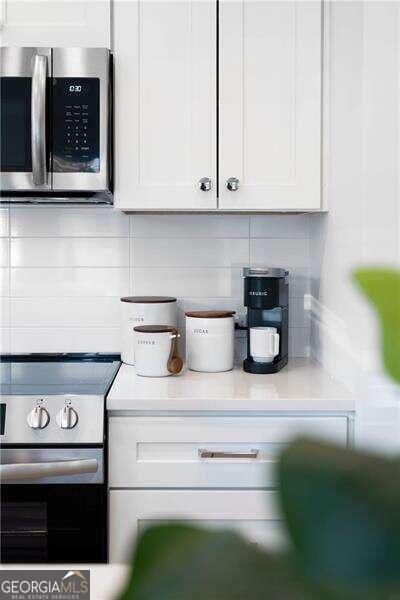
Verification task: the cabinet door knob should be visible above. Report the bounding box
[198,177,212,192]
[226,177,240,192]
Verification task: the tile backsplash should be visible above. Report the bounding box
[0,206,311,359]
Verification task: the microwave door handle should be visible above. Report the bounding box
[31,54,47,186]
[0,458,98,482]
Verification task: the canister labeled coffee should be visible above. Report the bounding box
[134,325,183,377]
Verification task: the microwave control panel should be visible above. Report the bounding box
[52,77,100,173]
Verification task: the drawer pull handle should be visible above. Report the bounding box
[198,449,259,459]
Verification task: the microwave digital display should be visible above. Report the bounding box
[68,84,91,94]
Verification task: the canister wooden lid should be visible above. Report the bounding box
[134,325,177,333]
[185,310,235,319]
[121,296,176,303]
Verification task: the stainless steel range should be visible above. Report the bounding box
[0,353,120,563]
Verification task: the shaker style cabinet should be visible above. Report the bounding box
[109,489,285,563]
[218,0,322,211]
[113,0,217,211]
[0,0,111,47]
[108,414,350,562]
[114,0,322,212]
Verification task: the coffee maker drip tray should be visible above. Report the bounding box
[244,355,289,374]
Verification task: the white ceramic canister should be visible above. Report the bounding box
[185,310,235,373]
[134,325,183,377]
[120,296,177,365]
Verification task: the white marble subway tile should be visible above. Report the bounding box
[250,215,310,238]
[11,268,129,297]
[132,267,243,298]
[288,270,310,298]
[132,214,249,238]
[250,238,309,269]
[132,267,307,300]
[0,298,10,327]
[11,238,129,267]
[289,297,311,328]
[10,327,121,354]
[0,269,10,297]
[289,327,310,357]
[10,206,129,237]
[133,238,249,268]
[10,297,121,327]
[0,208,9,237]
[0,239,9,267]
[0,327,10,353]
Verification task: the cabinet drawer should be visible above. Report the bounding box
[109,416,348,488]
[109,489,284,563]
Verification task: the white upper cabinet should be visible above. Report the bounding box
[0,0,111,47]
[113,0,217,211]
[219,0,322,211]
[115,0,322,212]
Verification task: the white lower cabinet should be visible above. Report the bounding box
[108,413,350,562]
[109,416,348,489]
[109,490,285,564]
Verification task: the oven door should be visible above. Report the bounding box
[0,448,106,563]
[0,47,51,192]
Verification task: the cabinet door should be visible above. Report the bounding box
[219,0,322,211]
[113,0,217,211]
[109,490,285,563]
[0,0,110,47]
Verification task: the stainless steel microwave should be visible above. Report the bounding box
[0,47,112,203]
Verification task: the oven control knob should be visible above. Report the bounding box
[27,406,50,429]
[57,406,78,429]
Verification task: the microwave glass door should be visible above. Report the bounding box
[0,48,51,192]
[1,78,32,173]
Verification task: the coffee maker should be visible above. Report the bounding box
[242,267,289,374]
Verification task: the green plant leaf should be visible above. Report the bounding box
[118,524,314,600]
[279,438,400,599]
[353,267,400,383]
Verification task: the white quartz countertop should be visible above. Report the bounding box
[107,358,354,413]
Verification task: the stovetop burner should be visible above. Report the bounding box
[0,353,121,395]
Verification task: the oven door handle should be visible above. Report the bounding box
[0,458,98,482]
[31,53,47,186]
